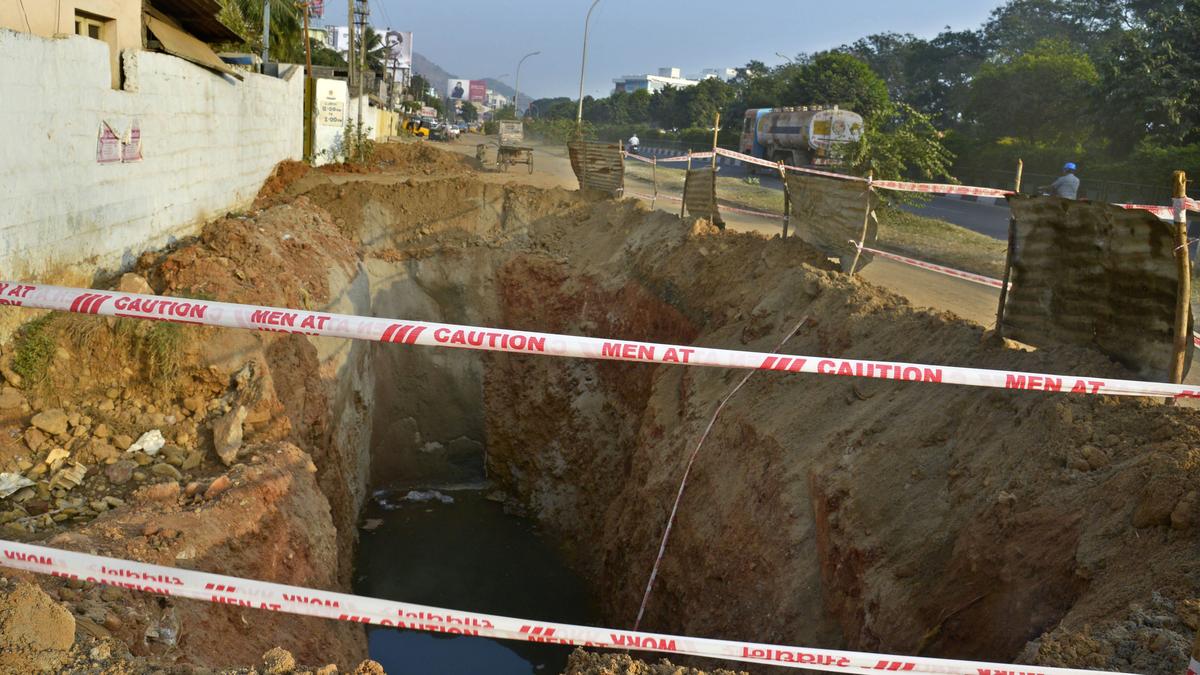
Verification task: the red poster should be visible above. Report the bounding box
[97,123,120,164]
[469,80,486,103]
[122,121,143,163]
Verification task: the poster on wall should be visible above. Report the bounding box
[385,31,412,70]
[447,78,469,100]
[121,121,143,163]
[469,80,486,103]
[97,123,121,164]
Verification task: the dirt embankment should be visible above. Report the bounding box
[0,141,1197,673]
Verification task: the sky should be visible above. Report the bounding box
[327,0,1005,99]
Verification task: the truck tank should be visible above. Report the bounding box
[741,107,864,166]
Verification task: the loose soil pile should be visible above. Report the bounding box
[0,142,1197,673]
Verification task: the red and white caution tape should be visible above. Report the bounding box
[1188,656,1200,675]
[622,151,658,165]
[2,281,1199,398]
[0,539,1131,675]
[651,152,714,164]
[853,244,1007,290]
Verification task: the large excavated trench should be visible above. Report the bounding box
[298,167,1199,672]
[3,149,1197,673]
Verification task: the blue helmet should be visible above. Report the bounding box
[1064,162,1077,172]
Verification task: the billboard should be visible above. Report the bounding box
[307,0,324,19]
[469,80,486,103]
[447,78,469,101]
[385,30,412,69]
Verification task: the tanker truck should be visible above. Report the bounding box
[739,106,864,169]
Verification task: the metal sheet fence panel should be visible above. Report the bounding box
[568,141,625,196]
[785,173,876,271]
[1003,196,1190,381]
[683,168,723,226]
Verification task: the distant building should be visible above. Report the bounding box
[613,66,735,94]
[613,67,697,94]
[486,91,508,109]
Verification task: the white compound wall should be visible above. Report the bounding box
[0,29,304,283]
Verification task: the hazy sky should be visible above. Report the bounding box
[330,0,1004,99]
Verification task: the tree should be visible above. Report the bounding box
[981,0,1126,58]
[965,39,1099,145]
[309,38,346,68]
[1096,0,1200,152]
[842,102,955,184]
[460,101,479,123]
[784,53,890,117]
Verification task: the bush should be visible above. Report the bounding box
[11,314,56,384]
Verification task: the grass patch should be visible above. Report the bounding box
[12,314,57,385]
[143,322,183,381]
[876,209,1007,279]
[624,162,786,215]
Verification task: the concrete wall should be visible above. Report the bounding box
[313,78,348,166]
[0,28,304,283]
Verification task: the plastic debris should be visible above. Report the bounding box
[49,463,87,491]
[0,473,34,499]
[127,430,166,456]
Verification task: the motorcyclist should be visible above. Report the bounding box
[1039,162,1080,200]
[627,133,640,156]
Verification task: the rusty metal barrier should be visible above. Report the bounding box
[1002,196,1192,381]
[682,168,724,228]
[786,173,877,272]
[568,141,625,196]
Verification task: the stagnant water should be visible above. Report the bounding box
[354,486,595,674]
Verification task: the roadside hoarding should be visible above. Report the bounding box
[469,80,486,103]
[385,30,412,69]
[447,78,469,100]
[307,0,324,19]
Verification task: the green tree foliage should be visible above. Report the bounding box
[966,39,1099,145]
[783,52,890,117]
[844,103,955,183]
[460,101,479,123]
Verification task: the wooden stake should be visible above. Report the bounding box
[847,170,873,274]
[778,160,790,238]
[711,112,720,170]
[651,156,658,209]
[680,152,691,219]
[1170,170,1190,385]
[994,158,1023,337]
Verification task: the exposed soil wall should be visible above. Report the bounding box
[2,144,1198,673]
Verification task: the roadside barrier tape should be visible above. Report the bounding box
[853,244,1007,290]
[4,281,1200,399]
[622,151,658,165]
[0,538,1131,675]
[1188,657,1199,675]
[648,152,714,164]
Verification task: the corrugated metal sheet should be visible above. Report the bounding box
[568,141,624,196]
[785,173,876,271]
[683,169,723,226]
[1003,196,1190,381]
[147,0,242,44]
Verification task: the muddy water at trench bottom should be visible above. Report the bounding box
[354,488,597,674]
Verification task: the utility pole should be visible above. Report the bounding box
[346,0,355,97]
[354,0,369,138]
[261,0,270,69]
[514,51,540,119]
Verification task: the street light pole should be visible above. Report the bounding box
[514,50,540,119]
[576,0,601,130]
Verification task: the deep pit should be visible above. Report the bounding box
[1,146,1198,673]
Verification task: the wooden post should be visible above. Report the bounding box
[994,159,1023,337]
[847,171,873,274]
[711,112,720,170]
[1170,170,1190,385]
[680,152,691,219]
[778,160,790,238]
[651,156,658,209]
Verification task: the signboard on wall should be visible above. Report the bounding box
[97,123,121,164]
[447,79,469,101]
[469,80,486,103]
[385,30,412,69]
[316,81,346,127]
